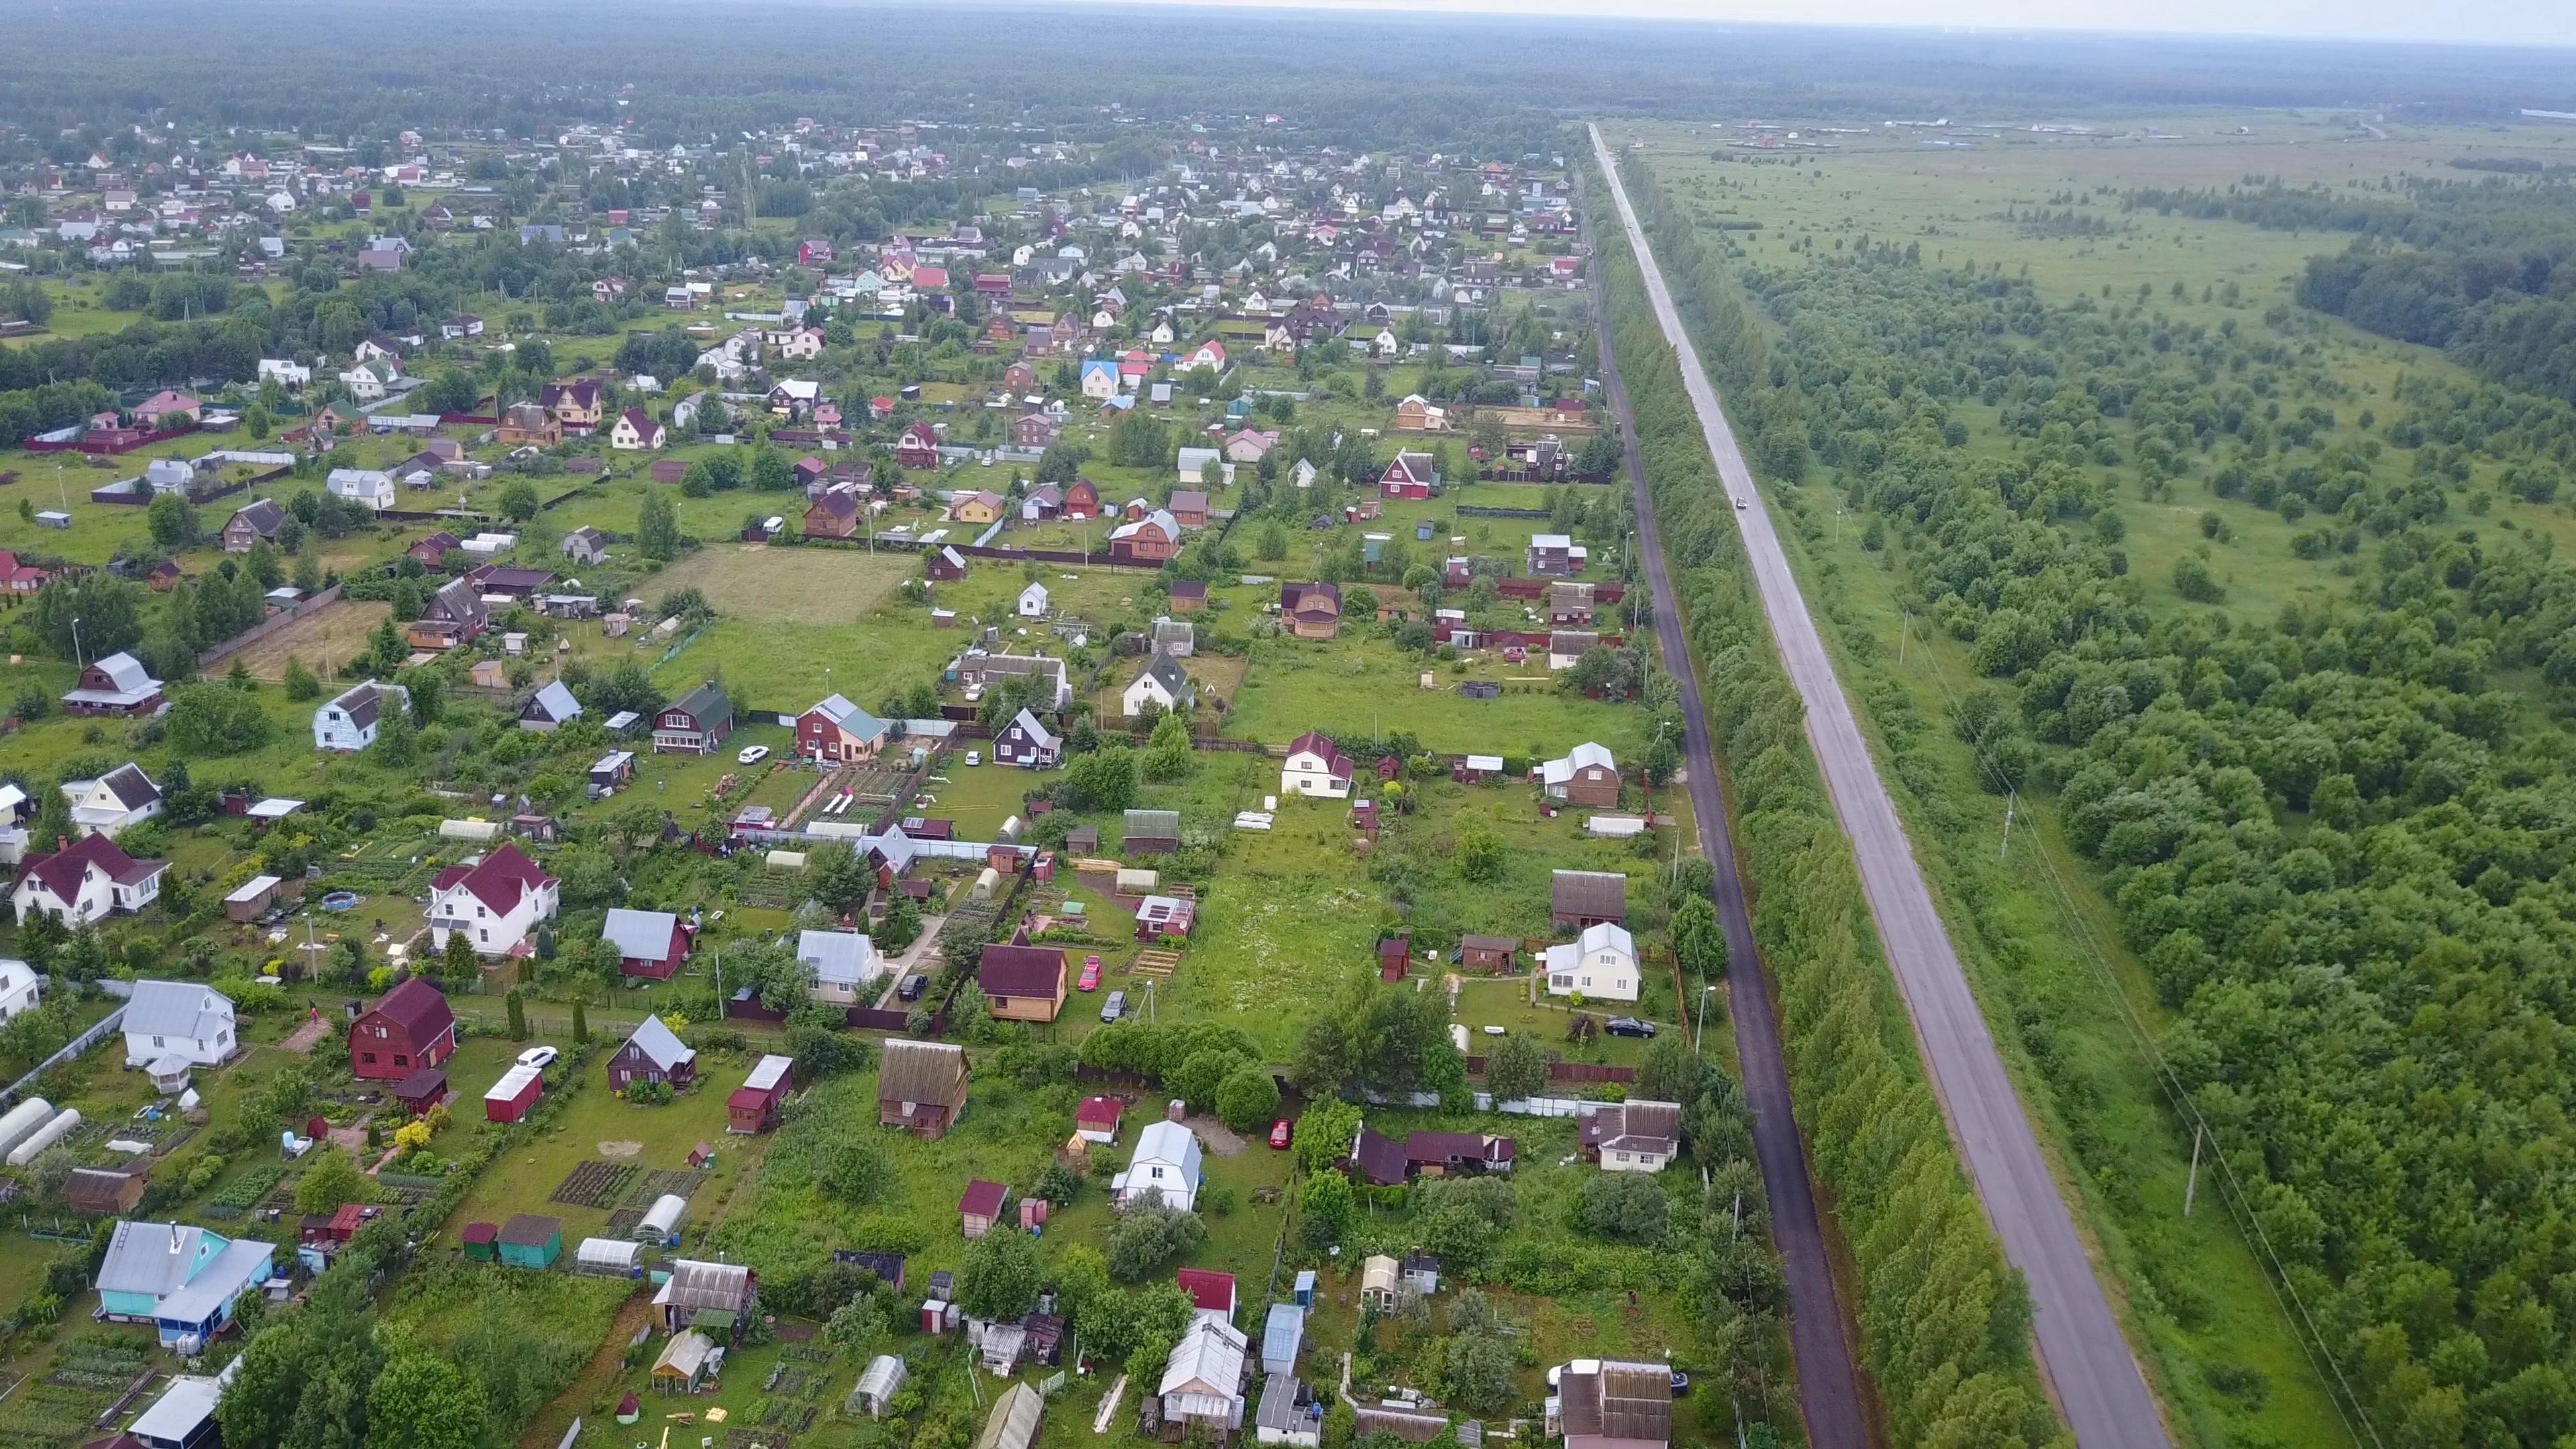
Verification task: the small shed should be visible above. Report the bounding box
[1458,936,1517,973]
[1402,1254,1442,1296]
[850,1354,908,1419]
[66,1167,147,1218]
[496,1214,561,1269]
[223,875,282,922]
[635,1193,687,1245]
[576,1238,643,1277]
[483,1063,544,1124]
[460,1222,500,1262]
[960,1179,1009,1240]
[1124,809,1181,855]
[1359,1253,1401,1311]
[393,1068,448,1116]
[726,1055,794,1135]
[1075,1095,1123,1144]
[650,1330,716,1393]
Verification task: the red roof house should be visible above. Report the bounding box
[895,422,941,470]
[959,1179,1009,1240]
[1176,1269,1237,1322]
[1074,1095,1123,1144]
[726,1055,794,1135]
[348,977,458,1081]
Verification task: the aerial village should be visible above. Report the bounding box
[0,97,1739,1449]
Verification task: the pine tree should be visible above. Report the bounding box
[282,654,321,701]
[570,996,590,1044]
[443,928,479,985]
[505,988,528,1041]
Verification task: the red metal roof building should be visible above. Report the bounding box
[1176,1269,1236,1322]
[726,1055,794,1135]
[348,977,457,1081]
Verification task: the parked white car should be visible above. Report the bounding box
[737,745,770,765]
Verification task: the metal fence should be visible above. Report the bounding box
[0,1004,127,1110]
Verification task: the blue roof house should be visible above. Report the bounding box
[97,1221,276,1348]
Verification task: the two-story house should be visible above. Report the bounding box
[609,409,666,450]
[313,682,409,752]
[796,694,892,763]
[121,981,237,1070]
[326,468,395,511]
[798,930,881,1006]
[64,764,162,837]
[427,841,559,957]
[60,655,168,720]
[347,977,457,1081]
[1544,922,1640,1002]
[1280,733,1355,800]
[1114,1118,1204,1212]
[1540,743,1621,808]
[539,379,604,433]
[1279,583,1340,641]
[12,835,167,926]
[653,682,733,755]
[996,708,1061,769]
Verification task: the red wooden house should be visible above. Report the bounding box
[895,423,941,470]
[349,977,458,1082]
[727,1055,794,1134]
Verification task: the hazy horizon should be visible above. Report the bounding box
[1059,0,2576,50]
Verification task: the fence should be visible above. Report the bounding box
[0,1004,127,1111]
[197,583,345,669]
[1460,1057,1636,1084]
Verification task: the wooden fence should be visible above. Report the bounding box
[197,583,345,669]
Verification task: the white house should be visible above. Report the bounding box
[64,765,162,839]
[1279,733,1354,800]
[337,364,390,403]
[313,682,408,752]
[1122,651,1195,716]
[11,835,166,925]
[1174,447,1235,488]
[0,959,41,1021]
[1080,360,1118,400]
[1544,922,1640,1002]
[256,359,311,389]
[1582,1100,1682,1175]
[427,842,559,957]
[121,980,237,1070]
[1158,1317,1248,1433]
[610,409,667,451]
[1114,1118,1204,1212]
[325,468,395,511]
[1018,582,1050,619]
[799,929,882,1006]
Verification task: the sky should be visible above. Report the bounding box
[1086,0,2576,48]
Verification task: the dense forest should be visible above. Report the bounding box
[0,0,2569,151]
[2127,178,2576,405]
[1638,148,2576,1445]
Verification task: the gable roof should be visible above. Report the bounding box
[808,693,891,742]
[1551,869,1628,919]
[1159,1316,1248,1397]
[798,930,875,987]
[959,1179,1008,1218]
[602,909,683,962]
[99,1221,219,1297]
[229,498,284,535]
[1285,732,1354,778]
[431,842,553,917]
[1542,742,1617,786]
[621,1014,694,1071]
[1130,1118,1203,1179]
[1560,1360,1673,1444]
[362,977,453,1045]
[94,762,161,810]
[525,681,582,723]
[1132,650,1192,702]
[879,1038,969,1107]
[1176,1268,1235,1314]
[1280,582,1340,618]
[16,833,166,905]
[1005,708,1059,750]
[323,681,400,730]
[665,682,732,730]
[121,980,231,1040]
[1350,1125,1408,1186]
[978,943,1065,999]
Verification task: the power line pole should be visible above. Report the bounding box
[1999,789,2016,861]
[2184,1123,2204,1218]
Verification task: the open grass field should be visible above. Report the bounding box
[231,599,393,681]
[643,543,912,628]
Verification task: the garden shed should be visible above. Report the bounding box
[496,1214,561,1269]
[460,1222,499,1262]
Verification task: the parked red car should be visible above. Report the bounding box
[1078,956,1102,991]
[1269,1118,1293,1150]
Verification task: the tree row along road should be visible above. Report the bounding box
[1585,123,2171,1449]
[1579,174,1869,1448]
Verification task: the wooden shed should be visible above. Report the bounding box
[460,1222,499,1262]
[496,1214,561,1269]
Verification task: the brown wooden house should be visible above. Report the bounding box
[879,1039,969,1140]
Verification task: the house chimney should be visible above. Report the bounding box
[1167,1099,1185,1122]
[169,1224,182,1253]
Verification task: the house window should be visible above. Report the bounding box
[362,1052,377,1065]
[154,1036,166,1048]
[1614,1152,1629,1163]
[394,1055,408,1067]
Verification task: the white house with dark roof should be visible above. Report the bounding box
[121,981,237,1070]
[427,842,559,956]
[64,765,162,838]
[11,835,166,925]
[1122,650,1196,716]
[313,682,407,752]
[0,959,39,1022]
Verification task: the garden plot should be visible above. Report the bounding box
[641,543,911,627]
[229,600,394,682]
[549,1160,641,1210]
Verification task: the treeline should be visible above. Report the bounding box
[2125,178,2576,405]
[1601,156,2065,1449]
[1686,191,2576,1446]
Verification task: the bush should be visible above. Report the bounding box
[1212,1065,1279,1133]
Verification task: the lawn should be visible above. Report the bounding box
[1225,633,1638,758]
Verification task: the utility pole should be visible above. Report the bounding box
[2184,1124,2204,1218]
[1999,789,2016,861]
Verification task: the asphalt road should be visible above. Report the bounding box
[1580,178,1870,1449]
[1588,124,2171,1449]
